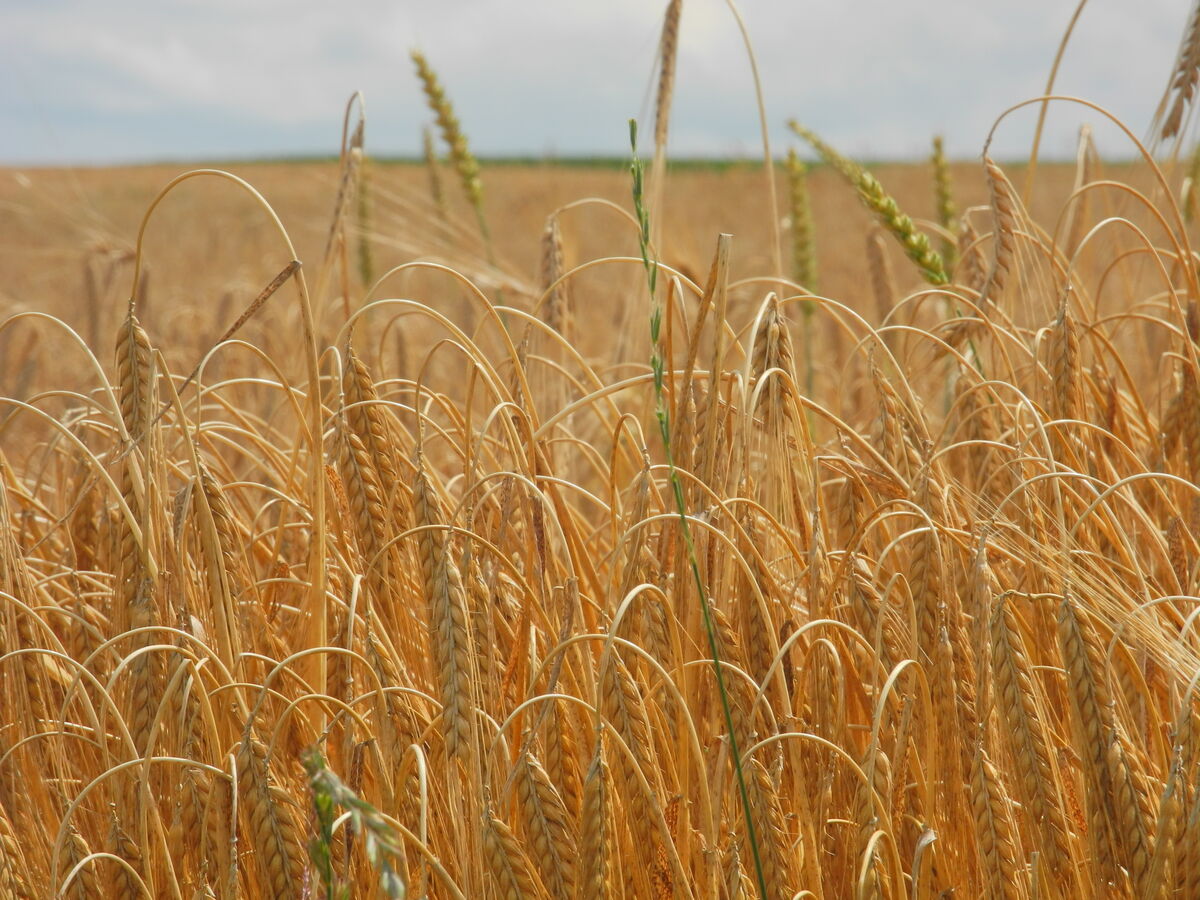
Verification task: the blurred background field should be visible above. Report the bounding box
[0,157,1152,398]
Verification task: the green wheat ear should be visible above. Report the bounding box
[786,147,818,400]
[788,120,948,286]
[931,134,957,268]
[411,49,490,251]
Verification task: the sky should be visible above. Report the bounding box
[0,0,1188,165]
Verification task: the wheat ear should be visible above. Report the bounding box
[540,215,572,342]
[483,810,547,899]
[0,810,31,899]
[786,148,817,290]
[653,0,682,154]
[106,809,143,900]
[789,120,947,285]
[576,737,612,900]
[989,595,1074,887]
[1158,0,1200,140]
[59,825,100,900]
[236,735,306,899]
[931,134,957,266]
[1057,593,1152,894]
[969,743,1022,900]
[411,49,490,252]
[413,451,475,761]
[979,156,1017,309]
[516,751,577,897]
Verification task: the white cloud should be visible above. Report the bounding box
[0,0,1190,163]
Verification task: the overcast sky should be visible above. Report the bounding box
[0,0,1188,165]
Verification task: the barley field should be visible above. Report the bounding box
[2,7,1200,900]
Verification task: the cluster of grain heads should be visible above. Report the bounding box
[9,13,1200,898]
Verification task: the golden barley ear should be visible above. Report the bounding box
[58,825,101,900]
[1047,299,1082,424]
[0,809,32,899]
[1062,124,1095,257]
[988,595,1075,889]
[105,808,143,900]
[1155,0,1200,141]
[236,734,307,900]
[979,156,1018,310]
[1056,592,1153,895]
[540,215,572,342]
[114,311,154,443]
[514,751,577,898]
[412,451,475,762]
[354,138,375,287]
[969,743,1022,900]
[483,809,548,899]
[576,737,612,900]
[743,756,795,898]
[954,215,987,291]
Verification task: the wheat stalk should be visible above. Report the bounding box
[931,134,957,267]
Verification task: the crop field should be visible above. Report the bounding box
[3,9,1200,900]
